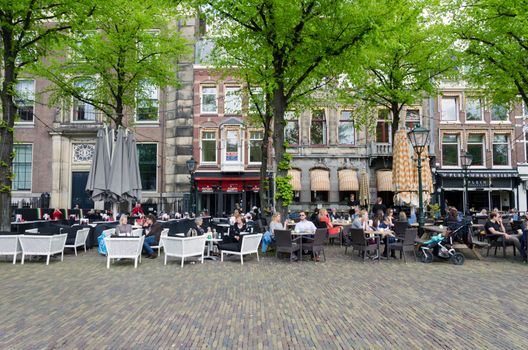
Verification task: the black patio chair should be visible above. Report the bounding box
[275,229,300,262]
[486,234,516,258]
[393,221,409,239]
[348,228,378,261]
[303,228,327,262]
[388,228,418,263]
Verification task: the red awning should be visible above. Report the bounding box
[196,177,260,192]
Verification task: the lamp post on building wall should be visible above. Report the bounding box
[186,157,197,216]
[408,126,430,232]
[461,151,473,215]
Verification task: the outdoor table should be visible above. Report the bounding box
[204,237,222,260]
[291,231,315,262]
[365,230,394,260]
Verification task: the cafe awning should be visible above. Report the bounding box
[338,169,359,191]
[310,168,330,191]
[436,169,518,178]
[377,170,393,192]
[288,169,302,191]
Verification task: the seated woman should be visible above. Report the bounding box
[372,211,386,230]
[318,208,340,235]
[218,217,247,252]
[187,217,205,236]
[383,208,395,229]
[262,212,284,253]
[115,214,132,236]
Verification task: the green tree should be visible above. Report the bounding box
[38,0,189,128]
[0,0,94,231]
[454,0,528,107]
[342,0,458,137]
[199,0,388,216]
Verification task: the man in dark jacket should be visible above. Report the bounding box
[142,214,162,258]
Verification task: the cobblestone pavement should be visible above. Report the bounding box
[0,246,527,350]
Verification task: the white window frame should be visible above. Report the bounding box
[441,133,460,168]
[135,81,159,123]
[248,86,265,116]
[72,78,97,123]
[490,103,510,123]
[14,79,35,125]
[466,134,485,168]
[248,129,264,164]
[376,108,392,144]
[404,107,422,130]
[492,133,510,167]
[200,130,217,164]
[338,109,356,145]
[224,86,242,115]
[310,109,328,145]
[284,111,299,146]
[222,127,242,164]
[12,143,33,192]
[465,97,484,123]
[201,85,217,114]
[441,96,459,122]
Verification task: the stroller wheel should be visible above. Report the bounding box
[451,252,465,265]
[421,250,433,264]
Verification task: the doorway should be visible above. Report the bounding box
[223,193,242,216]
[71,171,94,209]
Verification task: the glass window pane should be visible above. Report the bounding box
[311,110,326,145]
[442,144,459,166]
[137,144,157,191]
[493,144,508,165]
[13,144,32,191]
[15,80,35,122]
[491,105,508,121]
[226,130,239,161]
[466,98,482,121]
[442,97,458,121]
[285,121,299,145]
[339,122,355,144]
[225,86,241,115]
[249,131,263,163]
[201,87,217,113]
[467,144,483,166]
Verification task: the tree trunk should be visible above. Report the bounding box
[0,62,18,231]
[391,101,401,139]
[258,133,270,213]
[272,86,288,219]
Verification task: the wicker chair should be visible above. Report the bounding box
[19,234,67,265]
[274,229,300,262]
[64,228,90,256]
[388,228,418,263]
[220,233,262,265]
[150,228,169,255]
[303,228,327,262]
[486,234,517,258]
[161,235,206,267]
[348,228,379,261]
[0,235,22,264]
[104,236,145,269]
[131,228,143,237]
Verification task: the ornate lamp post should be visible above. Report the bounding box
[186,157,197,215]
[461,151,473,215]
[408,126,430,232]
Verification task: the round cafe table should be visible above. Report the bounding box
[204,236,222,260]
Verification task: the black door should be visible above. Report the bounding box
[72,171,94,209]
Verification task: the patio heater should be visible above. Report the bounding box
[461,150,473,215]
[408,126,430,232]
[186,157,197,215]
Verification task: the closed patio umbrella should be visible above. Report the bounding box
[86,128,113,202]
[359,170,370,207]
[125,131,142,201]
[413,148,433,205]
[107,128,131,202]
[392,129,418,207]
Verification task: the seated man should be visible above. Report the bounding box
[142,214,162,259]
[294,211,317,233]
[485,212,527,262]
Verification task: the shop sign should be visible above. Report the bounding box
[200,186,213,193]
[468,178,489,189]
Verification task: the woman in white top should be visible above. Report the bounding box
[269,212,285,234]
[115,215,132,236]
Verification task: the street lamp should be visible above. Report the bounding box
[408,126,430,232]
[461,150,473,215]
[186,157,197,215]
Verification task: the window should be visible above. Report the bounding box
[15,80,35,123]
[491,104,508,121]
[248,87,265,115]
[136,144,157,191]
[442,134,459,166]
[376,109,391,143]
[525,131,528,162]
[467,134,484,166]
[441,97,458,121]
[284,111,299,145]
[249,130,263,163]
[225,129,240,162]
[72,79,96,121]
[492,134,509,166]
[310,110,327,145]
[523,101,528,117]
[201,86,217,114]
[136,81,159,122]
[201,131,217,163]
[12,144,32,191]
[466,97,483,121]
[338,110,355,145]
[405,109,421,129]
[224,86,241,115]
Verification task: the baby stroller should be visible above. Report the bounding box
[419,219,471,265]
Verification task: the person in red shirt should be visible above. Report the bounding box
[131,203,144,217]
[318,208,340,235]
[51,209,63,220]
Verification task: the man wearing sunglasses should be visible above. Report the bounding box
[294,211,317,233]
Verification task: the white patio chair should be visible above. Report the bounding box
[220,233,262,265]
[131,228,143,237]
[150,228,169,254]
[64,228,90,256]
[0,235,22,264]
[19,234,68,265]
[104,236,144,269]
[162,235,206,268]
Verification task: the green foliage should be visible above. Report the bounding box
[35,0,189,127]
[275,176,294,207]
[452,0,528,107]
